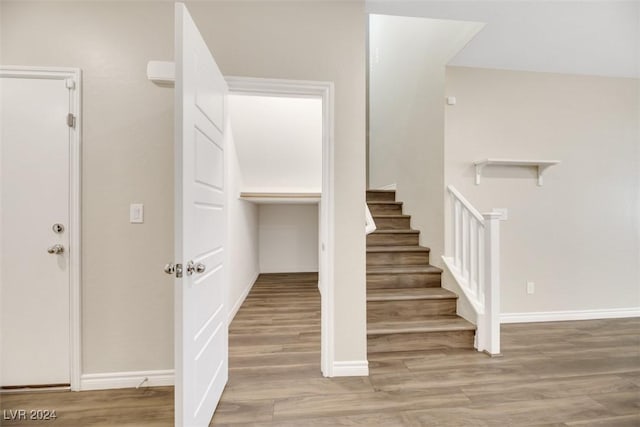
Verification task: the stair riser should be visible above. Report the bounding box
[367,233,419,246]
[368,330,475,353]
[366,191,396,202]
[367,273,442,289]
[367,204,403,215]
[373,217,411,230]
[367,251,429,266]
[367,299,457,321]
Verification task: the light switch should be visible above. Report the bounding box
[130,203,144,224]
[446,96,457,105]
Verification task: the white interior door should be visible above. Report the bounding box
[0,74,71,387]
[174,3,228,426]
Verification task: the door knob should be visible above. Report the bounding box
[164,263,183,278]
[47,244,64,254]
[185,261,206,276]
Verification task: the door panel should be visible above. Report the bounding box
[174,3,229,426]
[0,76,70,386]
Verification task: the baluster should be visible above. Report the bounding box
[469,218,476,296]
[454,199,461,269]
[462,209,468,282]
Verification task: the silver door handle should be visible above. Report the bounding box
[164,263,183,278]
[186,261,206,276]
[47,244,64,254]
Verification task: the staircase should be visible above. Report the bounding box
[366,189,476,354]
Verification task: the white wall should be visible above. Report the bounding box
[369,14,483,264]
[445,66,640,315]
[1,0,366,374]
[367,1,640,79]
[188,1,367,365]
[229,94,322,193]
[259,204,318,273]
[225,125,260,320]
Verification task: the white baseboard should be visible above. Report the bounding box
[331,360,369,377]
[501,307,640,324]
[259,267,319,274]
[228,271,260,322]
[80,369,174,391]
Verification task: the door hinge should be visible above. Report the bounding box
[65,78,76,90]
[67,113,76,128]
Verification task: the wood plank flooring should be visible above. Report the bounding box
[1,272,638,426]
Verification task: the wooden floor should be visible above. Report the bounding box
[2,273,639,426]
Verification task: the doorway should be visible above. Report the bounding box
[0,67,81,390]
[225,77,335,376]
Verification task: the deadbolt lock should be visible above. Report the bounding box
[52,223,65,233]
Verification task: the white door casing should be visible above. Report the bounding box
[224,77,335,376]
[174,3,228,426]
[0,67,81,389]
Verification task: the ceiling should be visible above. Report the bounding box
[367,1,640,78]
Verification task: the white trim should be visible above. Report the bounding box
[225,76,337,378]
[331,360,369,377]
[80,370,174,391]
[228,271,259,323]
[501,308,640,324]
[0,66,82,392]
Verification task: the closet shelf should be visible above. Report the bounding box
[473,158,560,186]
[239,192,321,204]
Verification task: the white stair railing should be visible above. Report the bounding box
[443,185,501,355]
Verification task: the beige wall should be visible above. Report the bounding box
[368,14,482,265]
[445,66,640,314]
[259,204,319,274]
[1,1,175,373]
[1,0,366,374]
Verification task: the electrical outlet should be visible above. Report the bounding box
[527,281,535,294]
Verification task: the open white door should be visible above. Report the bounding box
[172,3,228,426]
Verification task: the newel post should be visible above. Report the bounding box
[482,212,502,356]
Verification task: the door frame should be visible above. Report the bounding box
[225,76,336,376]
[0,66,82,390]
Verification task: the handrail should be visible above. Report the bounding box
[365,203,376,235]
[444,185,501,355]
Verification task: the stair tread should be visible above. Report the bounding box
[367,245,430,253]
[367,265,443,274]
[367,288,457,301]
[368,317,475,335]
[372,214,410,218]
[370,229,419,235]
[367,189,396,193]
[367,201,403,205]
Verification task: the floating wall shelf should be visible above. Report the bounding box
[473,158,560,186]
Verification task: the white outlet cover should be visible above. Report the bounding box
[130,203,144,224]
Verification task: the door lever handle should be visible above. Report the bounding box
[47,244,64,254]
